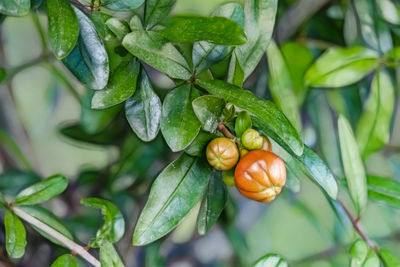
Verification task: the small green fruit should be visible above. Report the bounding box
[222,170,236,186]
[241,129,263,150]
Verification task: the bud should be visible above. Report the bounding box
[206,138,239,171]
[235,111,252,138]
[241,129,263,150]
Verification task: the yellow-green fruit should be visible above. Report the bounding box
[240,148,249,158]
[206,137,239,170]
[222,170,236,186]
[241,129,263,150]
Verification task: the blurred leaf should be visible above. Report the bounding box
[99,240,124,266]
[161,84,201,151]
[130,15,143,31]
[253,253,288,267]
[62,7,109,90]
[104,0,144,11]
[15,175,68,205]
[81,197,125,247]
[224,224,249,265]
[197,172,227,235]
[227,51,245,86]
[377,0,400,25]
[133,154,212,245]
[145,0,176,29]
[192,95,225,133]
[305,46,379,88]
[356,69,394,157]
[235,111,252,138]
[0,130,33,170]
[125,68,161,142]
[0,171,40,196]
[379,248,400,266]
[350,239,379,267]
[50,254,78,267]
[46,0,79,59]
[195,79,303,156]
[19,206,73,247]
[266,41,301,131]
[92,59,140,109]
[368,190,400,208]
[338,115,367,215]
[122,30,191,80]
[0,0,30,16]
[5,210,26,258]
[185,131,217,157]
[105,18,130,40]
[0,192,5,209]
[144,241,165,267]
[352,0,380,51]
[367,175,400,195]
[0,67,6,82]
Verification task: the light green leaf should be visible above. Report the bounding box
[104,0,144,11]
[253,253,288,267]
[122,30,191,80]
[81,197,125,248]
[130,15,143,30]
[192,95,225,133]
[367,175,400,195]
[125,68,161,142]
[145,0,176,29]
[99,241,124,267]
[105,18,130,40]
[338,115,368,215]
[5,210,26,258]
[350,239,379,267]
[161,84,201,151]
[15,175,68,205]
[47,0,79,59]
[352,0,380,50]
[380,248,400,266]
[227,51,245,86]
[305,46,379,88]
[133,154,212,245]
[0,0,30,16]
[356,69,394,157]
[235,111,252,138]
[92,59,140,109]
[377,0,400,25]
[51,254,78,267]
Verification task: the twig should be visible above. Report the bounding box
[4,54,53,82]
[217,124,236,139]
[12,206,101,267]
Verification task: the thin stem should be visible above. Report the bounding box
[31,12,49,52]
[217,124,236,139]
[5,54,52,82]
[12,206,101,267]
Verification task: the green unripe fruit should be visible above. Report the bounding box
[241,129,263,150]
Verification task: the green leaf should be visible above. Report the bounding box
[0,67,6,83]
[0,0,30,16]
[0,130,33,170]
[380,248,400,266]
[62,7,109,90]
[368,190,400,208]
[99,241,124,267]
[161,84,201,151]
[266,41,301,131]
[51,254,78,267]
[192,95,225,133]
[15,175,68,205]
[4,210,26,258]
[338,115,368,215]
[367,175,400,195]
[377,0,400,25]
[133,154,212,245]
[356,69,394,157]
[197,172,227,235]
[122,30,191,80]
[350,239,380,267]
[104,0,144,11]
[305,46,379,88]
[130,15,143,30]
[81,197,125,247]
[145,0,176,29]
[18,206,73,247]
[105,18,130,41]
[235,111,252,138]
[125,68,161,142]
[46,0,79,59]
[0,171,40,196]
[185,131,216,157]
[227,51,245,86]
[253,253,288,267]
[92,59,140,109]
[0,192,5,209]
[195,79,303,156]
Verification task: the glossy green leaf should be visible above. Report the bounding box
[15,175,68,205]
[19,206,73,247]
[356,70,394,157]
[145,0,177,29]
[5,210,26,258]
[338,115,368,215]
[104,0,144,11]
[305,46,379,88]
[0,0,30,16]
[266,41,301,131]
[92,59,140,109]
[47,0,79,59]
[253,253,288,267]
[105,18,130,40]
[350,239,379,267]
[133,154,212,245]
[197,172,227,235]
[235,111,252,138]
[380,248,400,266]
[125,68,161,142]
[192,95,225,133]
[185,131,216,157]
[122,30,191,80]
[81,197,125,247]
[195,79,303,156]
[161,84,201,151]
[99,241,124,267]
[51,254,78,267]
[62,7,109,90]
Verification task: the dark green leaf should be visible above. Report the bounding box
[161,84,201,151]
[133,154,212,245]
[47,0,79,59]
[192,95,225,133]
[0,192,5,209]
[51,254,78,267]
[0,0,30,16]
[195,79,303,156]
[356,69,394,158]
[197,172,227,235]
[145,0,176,29]
[380,248,400,266]
[81,197,125,247]
[5,210,26,258]
[338,115,367,215]
[99,241,124,267]
[104,0,144,11]
[235,111,252,138]
[350,239,379,266]
[122,30,191,80]
[15,175,68,205]
[185,131,216,157]
[105,18,130,41]
[304,46,379,88]
[125,68,161,142]
[62,7,109,90]
[0,67,6,83]
[0,171,40,196]
[92,59,140,109]
[253,253,288,267]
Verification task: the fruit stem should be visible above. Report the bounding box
[217,124,236,139]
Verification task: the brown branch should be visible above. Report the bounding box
[217,124,236,139]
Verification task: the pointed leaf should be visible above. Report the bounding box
[0,0,30,16]
[380,248,400,266]
[104,0,144,11]
[51,254,78,267]
[145,0,176,29]
[350,239,379,267]
[254,253,288,267]
[192,95,225,133]
[5,210,26,258]
[99,241,124,267]
[105,18,130,40]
